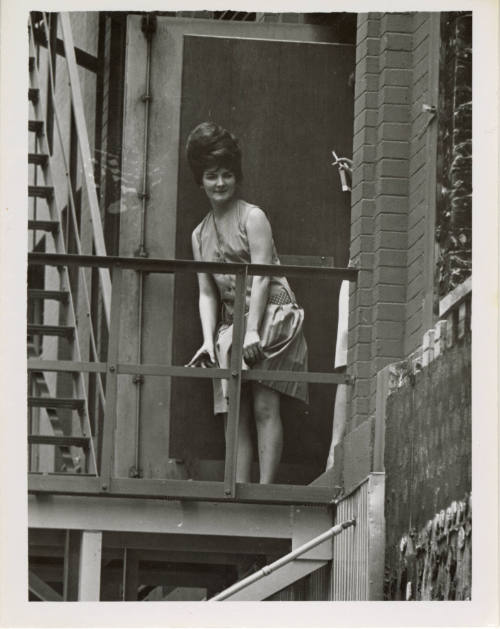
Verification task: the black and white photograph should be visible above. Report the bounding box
[0,0,498,626]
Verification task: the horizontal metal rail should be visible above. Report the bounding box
[28,252,359,281]
[28,361,351,385]
[27,253,357,504]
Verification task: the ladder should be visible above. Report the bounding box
[27,13,108,475]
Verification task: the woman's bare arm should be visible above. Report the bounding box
[186,231,219,366]
[243,207,273,364]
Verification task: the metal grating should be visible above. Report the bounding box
[331,478,370,600]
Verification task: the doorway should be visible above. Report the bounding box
[119,16,354,481]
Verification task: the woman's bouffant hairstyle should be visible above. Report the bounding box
[186,122,242,186]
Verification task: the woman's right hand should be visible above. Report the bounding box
[186,342,216,368]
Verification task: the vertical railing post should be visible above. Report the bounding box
[59,12,112,325]
[99,265,122,491]
[223,267,247,498]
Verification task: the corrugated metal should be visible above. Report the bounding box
[267,563,330,601]
[267,475,384,601]
[331,478,370,600]
[306,563,331,600]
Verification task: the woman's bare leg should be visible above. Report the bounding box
[326,383,347,470]
[251,383,283,484]
[224,387,253,483]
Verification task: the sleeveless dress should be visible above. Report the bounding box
[193,200,309,414]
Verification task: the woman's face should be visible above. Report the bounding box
[201,167,237,207]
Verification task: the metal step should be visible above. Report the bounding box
[27,324,74,339]
[29,88,39,104]
[29,120,43,134]
[29,185,54,200]
[28,220,59,234]
[28,153,48,167]
[28,370,84,474]
[28,396,85,412]
[28,289,68,303]
[28,435,90,449]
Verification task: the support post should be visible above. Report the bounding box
[100,265,122,489]
[63,529,81,601]
[78,530,102,601]
[224,268,247,497]
[122,548,139,601]
[374,365,391,472]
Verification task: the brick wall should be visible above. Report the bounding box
[348,12,439,433]
[349,12,381,428]
[405,13,439,355]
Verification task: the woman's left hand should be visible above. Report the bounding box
[243,329,264,366]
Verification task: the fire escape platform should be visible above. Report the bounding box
[28,494,334,550]
[29,494,334,600]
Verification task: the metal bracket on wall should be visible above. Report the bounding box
[418,104,437,138]
[141,14,157,40]
[128,465,143,478]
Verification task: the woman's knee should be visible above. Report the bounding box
[252,385,280,424]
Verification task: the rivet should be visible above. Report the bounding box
[109,365,116,373]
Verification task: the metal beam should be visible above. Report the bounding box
[28,359,108,373]
[28,251,360,281]
[225,271,246,497]
[32,28,99,71]
[28,474,337,505]
[63,530,81,601]
[78,531,102,601]
[28,495,295,538]
[29,544,258,566]
[122,548,139,601]
[104,566,229,590]
[29,570,63,601]
[102,532,290,556]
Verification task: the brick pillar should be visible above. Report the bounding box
[369,13,413,410]
[348,13,380,429]
[348,12,414,429]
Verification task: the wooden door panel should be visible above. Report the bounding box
[170,32,354,476]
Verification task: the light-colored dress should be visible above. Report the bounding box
[193,199,309,414]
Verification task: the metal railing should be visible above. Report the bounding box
[28,252,358,506]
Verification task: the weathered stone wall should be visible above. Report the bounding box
[383,334,471,599]
[435,12,472,297]
[386,495,471,600]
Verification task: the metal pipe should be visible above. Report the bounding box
[136,15,155,258]
[209,517,356,601]
[131,15,156,477]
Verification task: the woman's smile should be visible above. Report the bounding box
[202,167,237,208]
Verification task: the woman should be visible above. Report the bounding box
[186,122,308,484]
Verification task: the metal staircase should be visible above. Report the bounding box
[27,13,110,475]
